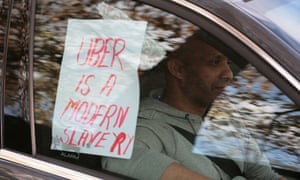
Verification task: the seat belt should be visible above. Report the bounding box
[170,125,244,179]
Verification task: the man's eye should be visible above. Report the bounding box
[210,57,231,66]
[210,58,221,65]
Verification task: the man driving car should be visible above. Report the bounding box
[101,31,286,180]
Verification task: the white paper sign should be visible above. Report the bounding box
[51,19,147,159]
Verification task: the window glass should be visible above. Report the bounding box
[204,65,300,172]
[33,0,299,177]
[1,0,31,153]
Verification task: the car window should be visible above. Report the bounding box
[1,0,32,153]
[34,0,299,174]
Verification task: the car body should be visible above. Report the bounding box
[0,0,299,179]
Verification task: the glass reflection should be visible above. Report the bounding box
[194,65,300,171]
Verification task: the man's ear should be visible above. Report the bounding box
[167,59,185,80]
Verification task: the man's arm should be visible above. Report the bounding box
[278,176,287,180]
[161,162,213,180]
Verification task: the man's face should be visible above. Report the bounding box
[180,42,233,108]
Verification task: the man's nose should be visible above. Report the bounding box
[221,64,233,82]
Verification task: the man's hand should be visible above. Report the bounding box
[279,176,287,180]
[160,162,213,180]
